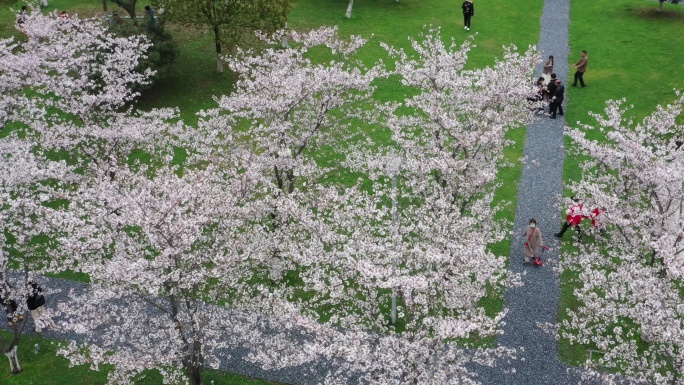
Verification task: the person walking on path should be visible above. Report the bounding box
[543,73,557,113]
[572,50,588,87]
[144,5,157,27]
[555,197,584,240]
[26,279,47,333]
[523,219,542,265]
[462,0,474,31]
[542,55,554,83]
[549,79,564,119]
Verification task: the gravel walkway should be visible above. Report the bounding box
[478,0,592,383]
[1,1,593,384]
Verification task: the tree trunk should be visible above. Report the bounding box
[111,0,136,20]
[102,0,108,16]
[345,0,353,19]
[185,361,202,385]
[281,24,289,48]
[188,333,204,385]
[213,25,224,74]
[4,345,21,374]
[659,0,665,12]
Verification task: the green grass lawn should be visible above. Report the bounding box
[558,0,684,366]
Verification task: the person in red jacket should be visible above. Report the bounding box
[555,197,584,240]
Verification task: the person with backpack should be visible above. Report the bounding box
[523,219,542,265]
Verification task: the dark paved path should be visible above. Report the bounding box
[482,0,591,383]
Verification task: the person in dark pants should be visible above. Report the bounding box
[549,79,564,119]
[144,5,157,27]
[555,197,584,240]
[27,280,47,333]
[573,50,588,87]
[544,73,557,114]
[462,0,474,31]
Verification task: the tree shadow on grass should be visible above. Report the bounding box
[630,6,684,20]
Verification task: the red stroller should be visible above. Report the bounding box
[533,245,550,266]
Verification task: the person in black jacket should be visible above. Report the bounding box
[543,73,557,114]
[27,280,47,333]
[462,0,474,31]
[0,284,23,326]
[549,79,565,119]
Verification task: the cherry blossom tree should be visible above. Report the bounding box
[331,27,537,332]
[51,146,286,385]
[302,29,535,383]
[0,11,182,182]
[216,25,383,189]
[560,93,684,384]
[203,26,385,279]
[378,28,540,215]
[244,303,517,384]
[1,11,153,127]
[221,28,538,384]
[0,11,179,376]
[0,7,180,274]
